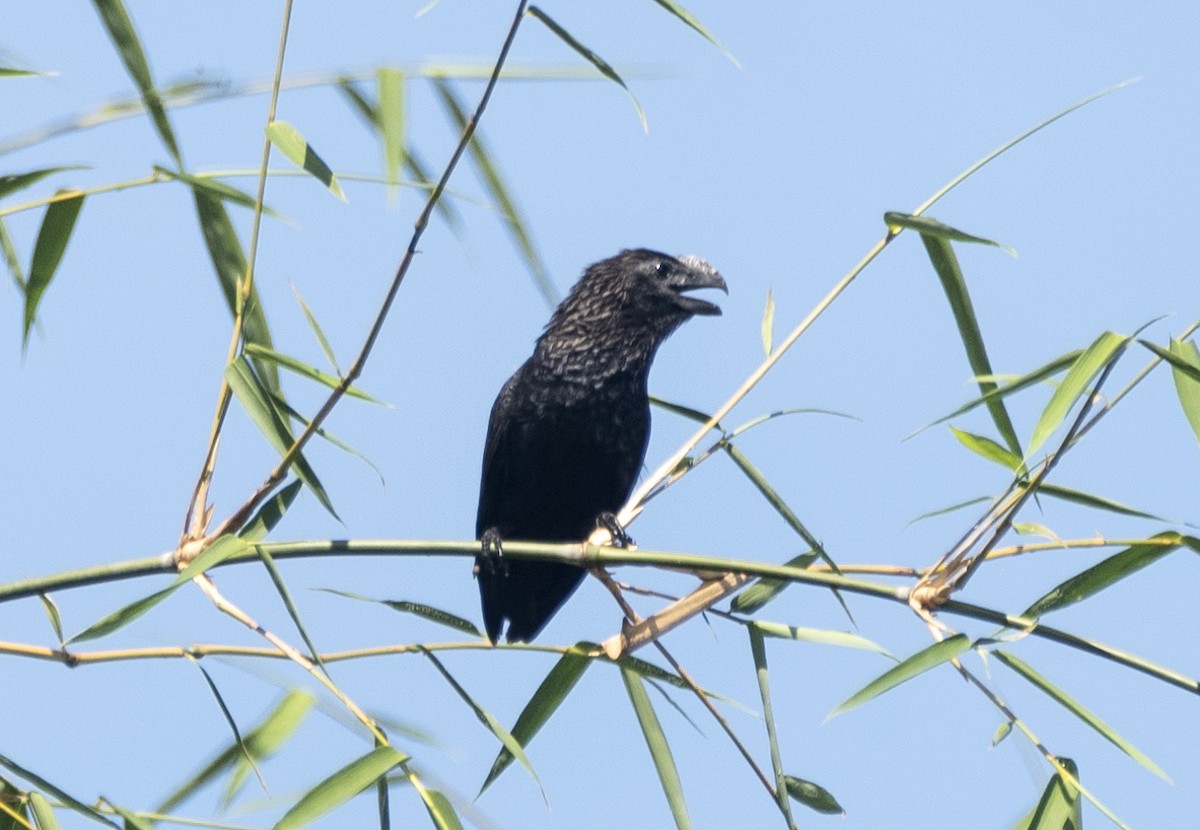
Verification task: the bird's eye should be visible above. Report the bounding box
[654,261,671,279]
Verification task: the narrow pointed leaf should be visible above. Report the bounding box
[1166,338,1200,446]
[225,356,338,519]
[650,0,737,65]
[259,546,328,675]
[24,191,85,345]
[244,342,384,404]
[528,7,647,130]
[748,627,794,826]
[38,593,64,645]
[907,495,991,525]
[911,350,1081,439]
[192,188,279,392]
[239,479,303,542]
[267,121,346,201]
[28,791,59,830]
[89,0,181,164]
[480,643,592,794]
[421,650,546,804]
[731,552,817,613]
[0,167,88,201]
[751,620,892,656]
[190,660,268,798]
[413,785,462,830]
[155,166,279,215]
[273,746,406,830]
[292,286,340,373]
[830,634,971,718]
[918,233,1022,457]
[1,219,25,291]
[1013,758,1081,830]
[0,753,118,828]
[377,68,405,187]
[760,288,775,356]
[1022,532,1181,618]
[103,803,152,830]
[270,394,385,485]
[317,590,483,638]
[992,721,1013,747]
[885,211,1017,257]
[993,651,1169,781]
[1036,483,1163,521]
[67,586,175,644]
[620,665,692,830]
[1028,331,1127,458]
[950,425,1022,470]
[783,776,844,816]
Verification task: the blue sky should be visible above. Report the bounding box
[2,3,1198,828]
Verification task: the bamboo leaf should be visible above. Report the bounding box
[67,587,175,644]
[1166,338,1200,446]
[1028,331,1128,458]
[1022,532,1182,619]
[0,167,88,202]
[760,288,775,356]
[37,593,64,645]
[239,479,303,542]
[413,786,462,830]
[748,626,794,827]
[318,589,483,638]
[244,342,384,404]
[1013,758,1081,830]
[1,219,24,292]
[258,546,328,675]
[103,803,152,830]
[377,68,405,187]
[907,495,991,525]
[272,746,406,830]
[192,188,280,392]
[23,191,84,346]
[650,0,738,65]
[527,7,647,130]
[993,651,1170,781]
[292,285,340,373]
[266,121,346,201]
[992,721,1013,747]
[270,394,386,485]
[950,425,1022,470]
[154,167,279,215]
[1036,483,1163,521]
[89,0,181,164]
[480,643,592,795]
[189,660,268,801]
[421,650,546,805]
[731,552,817,614]
[28,791,58,830]
[885,211,1017,257]
[917,233,1023,458]
[751,620,892,656]
[783,776,845,816]
[620,665,692,830]
[0,753,118,828]
[829,634,971,718]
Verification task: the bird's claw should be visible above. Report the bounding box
[597,511,634,548]
[476,528,508,577]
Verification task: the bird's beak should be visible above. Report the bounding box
[671,255,728,316]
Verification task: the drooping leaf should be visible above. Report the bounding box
[1163,338,1200,446]
[292,286,340,373]
[38,593,64,645]
[783,776,845,816]
[244,342,384,404]
[751,620,891,656]
[480,643,592,794]
[154,166,279,215]
[829,634,971,718]
[267,121,346,201]
[885,211,1017,257]
[1027,331,1128,458]
[318,589,483,638]
[1036,483,1163,521]
[23,191,85,346]
[377,68,406,187]
[950,425,1022,470]
[994,651,1170,781]
[239,479,303,542]
[527,7,647,130]
[1022,532,1182,618]
[649,0,738,65]
[272,746,406,830]
[748,626,794,827]
[620,665,692,830]
[731,552,817,614]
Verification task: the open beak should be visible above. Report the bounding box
[670,254,728,316]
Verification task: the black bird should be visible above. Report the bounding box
[475,248,727,643]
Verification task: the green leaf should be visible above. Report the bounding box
[1166,338,1200,446]
[1,219,25,291]
[620,665,692,830]
[480,643,592,794]
[0,752,118,828]
[192,188,280,393]
[258,546,328,675]
[28,792,59,830]
[38,592,64,645]
[177,534,253,582]
[267,121,346,201]
[907,495,992,525]
[885,211,1017,256]
[917,233,1023,458]
[751,621,892,656]
[414,786,462,830]
[910,350,1082,440]
[731,552,817,614]
[650,0,738,65]
[158,691,314,813]
[225,356,338,520]
[1028,331,1128,458]
[377,68,406,187]
[244,342,384,404]
[829,634,971,718]
[1013,758,1081,830]
[760,288,775,356]
[527,7,647,131]
[0,167,88,201]
[1022,532,1181,618]
[239,479,303,542]
[68,586,176,644]
[318,590,483,638]
[273,746,406,830]
[993,651,1170,781]
[24,191,85,346]
[748,627,794,827]
[992,721,1013,747]
[950,425,1022,470]
[1036,483,1163,521]
[421,650,546,804]
[106,801,153,830]
[89,0,181,164]
[154,166,278,215]
[292,286,340,373]
[270,393,385,485]
[783,776,845,816]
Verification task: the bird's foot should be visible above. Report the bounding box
[476,528,508,577]
[596,512,634,548]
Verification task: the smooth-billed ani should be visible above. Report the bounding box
[475,248,727,643]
